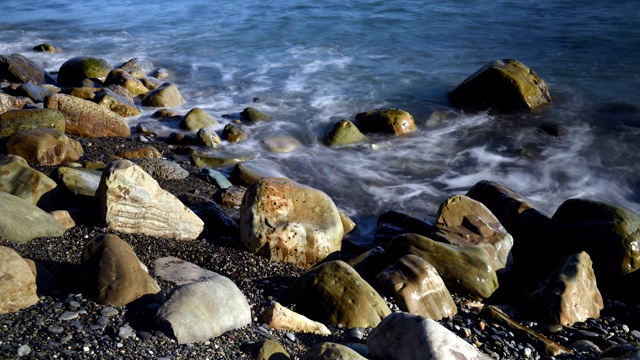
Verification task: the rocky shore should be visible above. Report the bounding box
[1,50,640,359]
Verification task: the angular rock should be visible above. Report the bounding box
[0,108,65,138]
[180,107,218,131]
[52,166,101,204]
[376,254,457,320]
[386,234,498,300]
[197,126,221,148]
[323,119,367,146]
[241,107,270,122]
[81,234,162,307]
[449,59,551,111]
[0,155,58,207]
[141,82,184,107]
[287,260,391,328]
[5,128,83,166]
[200,168,232,189]
[97,160,204,240]
[116,146,162,159]
[0,53,56,85]
[94,87,141,117]
[132,158,189,180]
[0,93,26,114]
[348,246,389,285]
[0,192,66,243]
[260,302,331,336]
[152,256,218,286]
[155,275,251,344]
[57,56,112,87]
[215,186,246,207]
[240,177,344,267]
[355,108,416,135]
[301,342,367,360]
[367,312,491,360]
[232,161,287,187]
[222,123,248,142]
[104,69,148,96]
[0,246,39,314]
[339,211,356,234]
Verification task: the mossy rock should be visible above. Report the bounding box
[323,119,367,146]
[57,56,113,87]
[240,107,270,122]
[355,108,416,135]
[0,108,66,138]
[32,43,61,53]
[180,108,218,131]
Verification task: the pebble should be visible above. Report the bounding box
[285,333,295,342]
[139,331,153,341]
[96,316,109,326]
[68,301,81,308]
[47,325,64,334]
[100,307,119,317]
[16,345,31,356]
[349,327,364,339]
[118,325,135,339]
[58,311,79,321]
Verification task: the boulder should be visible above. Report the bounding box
[374,210,437,247]
[449,59,551,111]
[0,246,39,314]
[155,275,251,344]
[386,234,498,300]
[323,119,368,146]
[197,126,221,148]
[376,254,457,320]
[0,93,26,114]
[141,82,184,107]
[5,128,83,166]
[94,87,141,117]
[131,158,189,181]
[180,107,218,131]
[0,108,65,138]
[355,108,416,135]
[116,146,162,159]
[0,192,66,243]
[0,53,56,85]
[241,107,270,122]
[367,312,491,360]
[45,93,131,137]
[98,160,204,240]
[104,69,148,96]
[300,342,367,360]
[286,260,391,328]
[262,135,301,153]
[599,343,640,360]
[240,177,344,267]
[16,81,53,102]
[80,234,162,307]
[222,123,248,142]
[0,155,58,207]
[152,256,218,286]
[51,166,101,204]
[57,56,112,87]
[260,302,331,336]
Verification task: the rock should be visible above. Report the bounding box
[5,128,84,166]
[117,58,153,76]
[0,108,65,138]
[23,259,57,295]
[116,146,162,159]
[222,123,248,142]
[62,86,98,100]
[232,161,287,187]
[155,275,251,344]
[80,234,161,307]
[340,212,356,234]
[32,43,60,52]
[197,126,221,148]
[132,158,189,180]
[0,155,58,207]
[534,251,603,326]
[49,210,76,229]
[300,342,367,360]
[141,82,184,107]
[0,192,66,243]
[97,160,204,240]
[45,93,131,137]
[260,302,331,336]
[191,153,250,168]
[376,254,457,320]
[241,107,271,122]
[215,186,246,207]
[94,87,141,117]
[57,56,112,87]
[180,107,218,131]
[367,312,491,360]
[374,210,437,247]
[16,81,53,103]
[434,194,513,272]
[240,177,344,267]
[140,76,163,90]
[51,166,101,205]
[323,119,368,146]
[287,260,391,328]
[104,69,148,96]
[152,256,218,285]
[348,246,389,285]
[200,168,232,189]
[386,234,498,300]
[0,93,26,114]
[243,339,291,360]
[0,53,56,85]
[449,59,551,111]
[0,246,39,314]
[262,135,301,153]
[599,342,640,360]
[178,193,240,242]
[355,108,416,135]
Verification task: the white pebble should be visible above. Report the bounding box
[522,347,532,357]
[285,332,295,341]
[16,345,31,356]
[83,346,90,352]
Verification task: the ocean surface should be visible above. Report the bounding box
[2,0,640,244]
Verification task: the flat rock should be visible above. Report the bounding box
[16,81,54,103]
[116,146,163,160]
[0,155,58,207]
[0,245,39,314]
[300,342,367,360]
[260,302,331,336]
[0,192,66,243]
[152,256,218,285]
[5,128,84,166]
[0,108,65,138]
[52,166,102,199]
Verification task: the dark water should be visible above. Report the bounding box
[2,0,640,244]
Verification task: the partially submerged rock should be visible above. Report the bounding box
[323,119,368,146]
[0,53,56,85]
[355,108,416,135]
[141,82,184,107]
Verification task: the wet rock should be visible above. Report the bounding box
[0,108,65,138]
[141,82,184,107]
[16,81,53,102]
[287,260,391,328]
[32,43,61,53]
[232,161,288,187]
[340,212,356,234]
[0,192,66,243]
[180,107,218,131]
[386,234,498,300]
[200,168,232,189]
[240,107,271,122]
[155,275,251,344]
[240,177,344,267]
[0,155,58,207]
[300,342,367,360]
[243,339,291,360]
[0,53,56,85]
[355,108,416,135]
[260,301,331,336]
[222,123,249,142]
[599,342,640,359]
[0,245,39,314]
[152,256,218,285]
[45,93,131,137]
[262,135,301,153]
[94,87,141,117]
[197,126,221,148]
[81,234,162,307]
[376,254,457,320]
[116,146,162,159]
[323,119,368,146]
[132,158,189,181]
[6,128,83,166]
[191,153,249,168]
[449,59,551,111]
[97,160,204,240]
[0,93,26,114]
[117,58,154,76]
[367,312,491,360]
[104,69,148,96]
[57,56,112,87]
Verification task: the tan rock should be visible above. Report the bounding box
[301,343,367,360]
[141,82,184,107]
[95,88,141,117]
[104,69,149,96]
[355,108,416,135]
[49,210,76,229]
[0,155,58,206]
[180,107,218,131]
[0,245,39,314]
[0,93,26,114]
[260,302,331,336]
[116,146,163,159]
[5,128,84,166]
[262,135,301,153]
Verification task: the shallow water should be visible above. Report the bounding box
[2,0,640,244]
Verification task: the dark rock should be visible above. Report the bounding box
[0,53,56,85]
[57,56,112,87]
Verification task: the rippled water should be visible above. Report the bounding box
[2,0,640,244]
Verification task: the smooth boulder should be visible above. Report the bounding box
[180,107,218,131]
[0,53,56,85]
[0,192,66,243]
[57,56,112,87]
[5,128,83,166]
[323,119,368,146]
[355,108,416,135]
[141,82,184,107]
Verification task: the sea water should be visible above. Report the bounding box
[2,0,640,244]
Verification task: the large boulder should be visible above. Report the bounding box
[286,260,391,329]
[0,192,66,243]
[0,246,40,314]
[0,53,56,85]
[155,275,251,344]
[240,177,344,268]
[0,155,58,207]
[80,234,162,307]
[5,128,83,166]
[45,93,131,137]
[323,119,368,146]
[141,82,184,107]
[449,59,551,111]
[97,160,204,240]
[355,108,416,135]
[0,108,65,138]
[57,56,112,87]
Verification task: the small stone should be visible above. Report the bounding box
[60,335,72,344]
[68,301,81,308]
[631,329,640,339]
[118,325,134,339]
[58,311,79,321]
[96,316,109,326]
[47,326,64,334]
[16,345,31,356]
[139,331,152,341]
[100,307,119,317]
[349,328,364,339]
[285,333,295,342]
